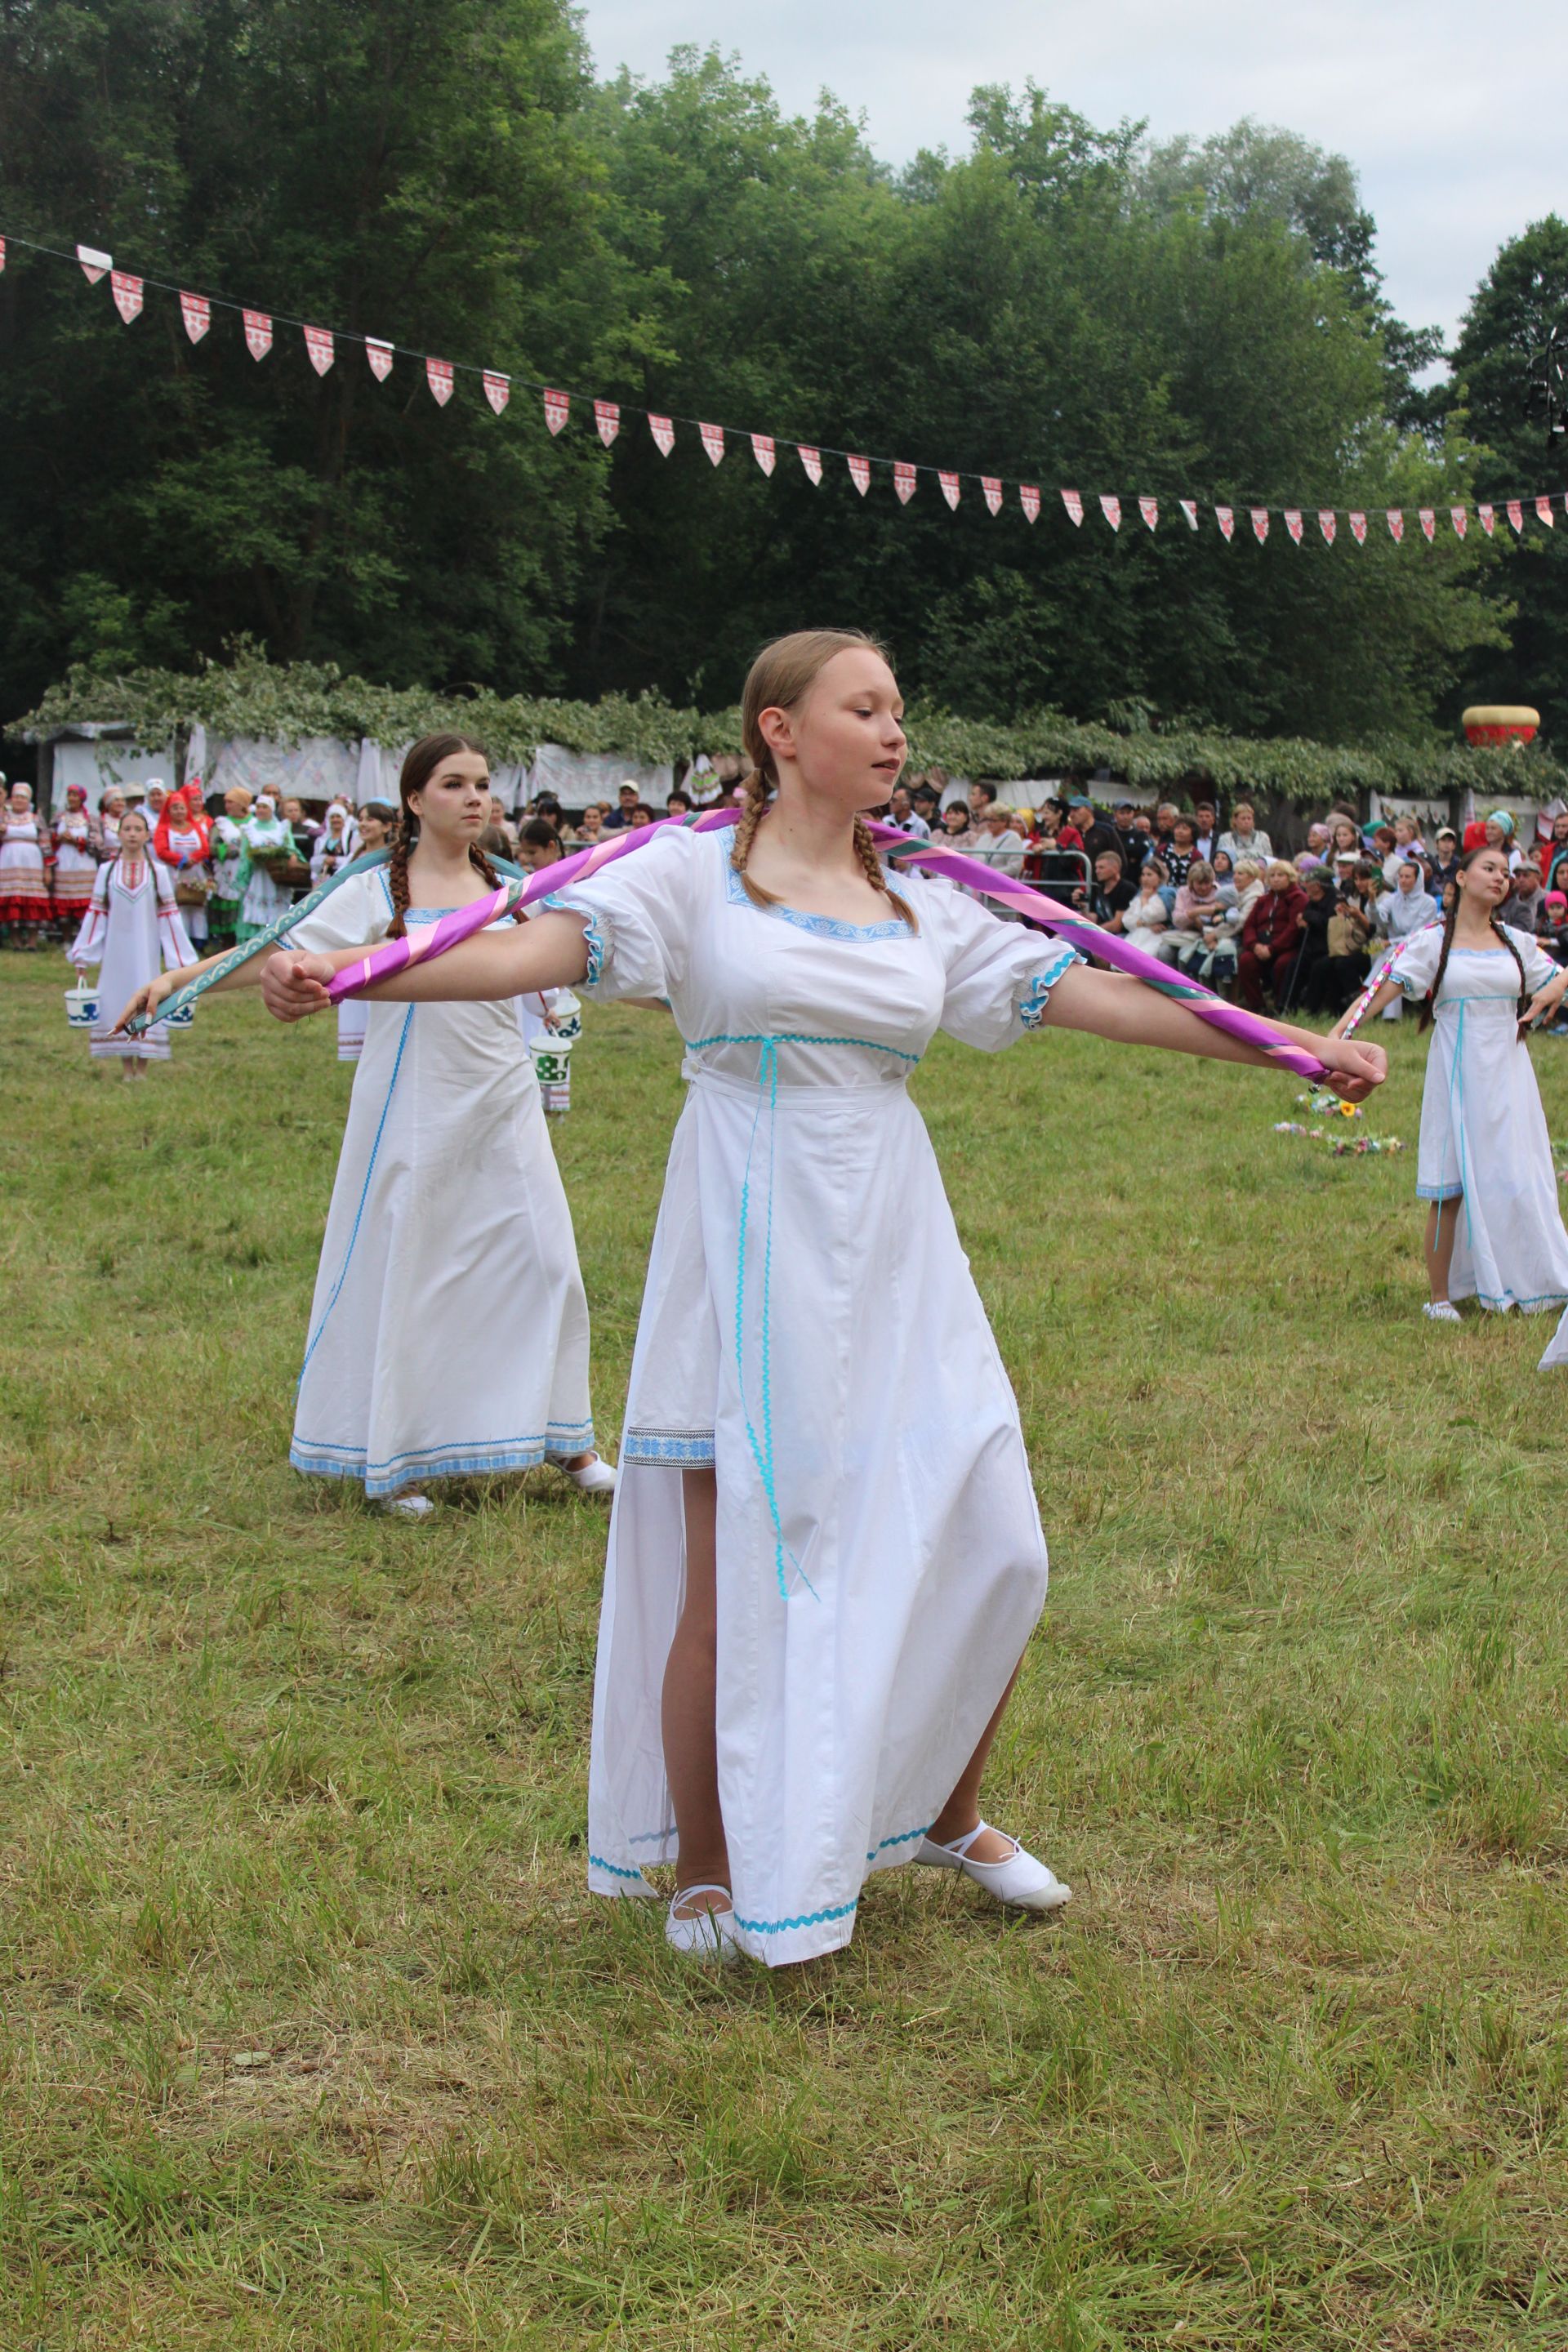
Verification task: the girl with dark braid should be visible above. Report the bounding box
[262,634,1383,1963]
[1334,844,1568,1325]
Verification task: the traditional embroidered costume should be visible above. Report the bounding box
[236,808,296,941]
[282,869,595,1495]
[68,855,197,1059]
[207,813,246,947]
[0,795,53,937]
[542,826,1079,1966]
[49,797,101,929]
[154,794,215,947]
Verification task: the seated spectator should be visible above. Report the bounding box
[1275,865,1337,1009]
[666,787,695,818]
[1236,860,1307,1009]
[630,803,655,829]
[1120,858,1171,947]
[1304,894,1374,1017]
[1379,859,1437,943]
[1162,816,1199,888]
[1501,863,1548,933]
[1327,815,1364,866]
[1156,859,1226,972]
[1076,846,1135,929]
[1370,824,1398,875]
[977,804,1027,875]
[1203,857,1267,991]
[1218,800,1273,866]
[939,801,974,844]
[887,782,931,839]
[1209,849,1240,905]
[602,782,644,832]
[567,804,605,845]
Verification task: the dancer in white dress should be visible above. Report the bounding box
[121,737,613,1513]
[1334,844,1568,1323]
[260,632,1385,1965]
[69,809,196,1075]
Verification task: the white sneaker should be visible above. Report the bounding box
[383,1492,435,1518]
[915,1821,1071,1913]
[664,1883,741,1962]
[1422,1301,1462,1324]
[564,1456,617,1494]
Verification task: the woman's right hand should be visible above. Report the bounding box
[261,950,336,1022]
[113,973,172,1034]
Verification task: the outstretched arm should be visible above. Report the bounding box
[111,938,276,1032]
[261,910,591,1022]
[1039,964,1386,1099]
[1329,978,1401,1038]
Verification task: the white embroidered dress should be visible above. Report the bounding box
[283,870,594,1495]
[68,858,196,1058]
[545,827,1078,1966]
[1389,923,1568,1314]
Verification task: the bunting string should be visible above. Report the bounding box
[4,226,1564,546]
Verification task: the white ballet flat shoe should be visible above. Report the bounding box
[664,1883,741,1962]
[383,1493,434,1518]
[1422,1301,1462,1324]
[564,1456,617,1494]
[915,1821,1071,1913]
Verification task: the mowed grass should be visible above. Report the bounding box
[3,951,1568,2351]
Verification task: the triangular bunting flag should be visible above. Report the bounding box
[848,454,871,497]
[649,415,675,457]
[1387,509,1405,542]
[1507,500,1524,532]
[1062,488,1084,526]
[1099,493,1121,530]
[110,271,142,324]
[594,399,618,444]
[0,239,7,274]
[1319,510,1337,544]
[1285,509,1303,544]
[982,475,1003,515]
[180,292,211,344]
[1349,511,1367,545]
[940,471,961,510]
[893,462,916,504]
[1537,495,1555,527]
[798,446,823,485]
[1250,507,1269,543]
[1419,508,1436,541]
[426,357,453,406]
[699,421,724,466]
[244,310,273,361]
[543,389,569,435]
[483,372,510,416]
[365,337,393,380]
[1478,505,1494,536]
[1019,483,1040,523]
[751,433,774,474]
[1216,506,1235,541]
[1450,506,1468,538]
[1138,496,1158,530]
[1179,499,1198,530]
[76,244,111,284]
[304,324,334,375]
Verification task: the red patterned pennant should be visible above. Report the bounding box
[1450,506,1468,538]
[1138,496,1158,530]
[1349,510,1367,545]
[894,462,916,505]
[1250,507,1269,543]
[77,243,111,284]
[543,389,569,436]
[1285,509,1303,544]
[1478,505,1494,536]
[1386,509,1405,542]
[594,399,618,445]
[1319,510,1337,545]
[1019,483,1040,523]
[1216,506,1235,541]
[1099,493,1121,530]
[1062,488,1084,526]
[304,324,334,375]
[180,292,211,344]
[697,421,724,466]
[940,471,961,510]
[1179,499,1198,531]
[1419,508,1436,541]
[483,371,510,416]
[649,414,675,457]
[244,310,273,362]
[110,271,142,325]
[798,445,823,484]
[365,337,393,380]
[1537,495,1555,528]
[982,475,1003,515]
[848,454,871,497]
[426,357,453,406]
[751,432,774,474]
[1507,499,1524,532]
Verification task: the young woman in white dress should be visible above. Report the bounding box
[260,632,1385,1966]
[121,737,613,1514]
[69,808,197,1076]
[1333,844,1568,1324]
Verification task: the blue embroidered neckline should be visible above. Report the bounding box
[721,855,910,940]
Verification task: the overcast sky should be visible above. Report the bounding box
[583,0,1568,351]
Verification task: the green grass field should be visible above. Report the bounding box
[4,951,1568,2350]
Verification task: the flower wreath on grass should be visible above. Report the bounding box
[1273,1089,1405,1159]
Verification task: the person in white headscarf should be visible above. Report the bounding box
[237,794,296,940]
[1371,859,1438,1022]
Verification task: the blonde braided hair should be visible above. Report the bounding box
[731,629,917,930]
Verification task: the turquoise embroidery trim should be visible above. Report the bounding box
[1018,947,1082,1029]
[622,1429,718,1465]
[291,1424,595,1499]
[685,1031,920,1064]
[866,1823,932,1861]
[733,1898,859,1936]
[296,1006,413,1382]
[589,1853,648,1882]
[723,858,909,939]
[540,892,605,983]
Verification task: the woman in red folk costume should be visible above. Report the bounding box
[49,782,105,936]
[153,790,216,948]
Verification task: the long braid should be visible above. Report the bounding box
[467,839,528,923]
[385,813,414,939]
[1491,907,1530,1018]
[730,768,780,909]
[1417,888,1459,1033]
[851,813,917,930]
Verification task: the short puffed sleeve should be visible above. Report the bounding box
[1388,924,1445,1000]
[541,825,698,1003]
[920,878,1082,1050]
[284,867,393,955]
[1502,923,1559,993]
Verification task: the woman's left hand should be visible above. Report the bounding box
[1314,1038,1388,1102]
[1522,980,1567,1033]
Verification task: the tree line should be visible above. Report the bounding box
[0,1,1562,745]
